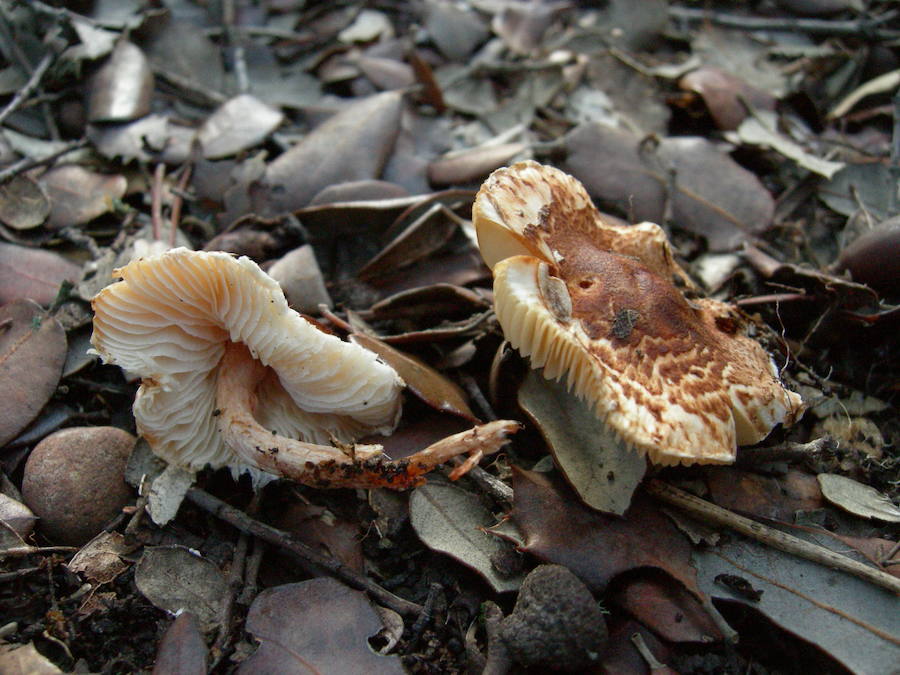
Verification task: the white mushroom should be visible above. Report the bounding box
[92,248,516,487]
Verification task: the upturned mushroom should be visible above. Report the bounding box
[91,248,516,488]
[473,161,803,465]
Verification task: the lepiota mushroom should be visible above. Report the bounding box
[91,248,516,488]
[473,161,804,465]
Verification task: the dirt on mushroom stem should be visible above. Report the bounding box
[216,341,518,488]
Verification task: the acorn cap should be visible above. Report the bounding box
[475,162,804,465]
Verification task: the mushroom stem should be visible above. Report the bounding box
[216,342,519,488]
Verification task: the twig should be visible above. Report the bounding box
[168,164,193,241]
[736,436,836,466]
[186,487,424,616]
[890,90,900,215]
[0,138,89,183]
[151,163,166,242]
[645,480,900,595]
[408,582,442,649]
[0,546,77,558]
[0,51,55,128]
[222,0,249,95]
[668,6,900,40]
[238,538,265,605]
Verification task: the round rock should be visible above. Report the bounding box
[22,426,136,545]
[499,564,608,671]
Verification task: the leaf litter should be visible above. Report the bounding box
[2,1,900,673]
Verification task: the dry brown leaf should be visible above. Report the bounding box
[562,123,774,250]
[263,91,404,213]
[87,40,154,122]
[152,613,207,675]
[679,66,776,131]
[0,243,81,305]
[40,165,127,229]
[0,299,66,446]
[351,332,478,421]
[240,578,405,674]
[0,175,49,230]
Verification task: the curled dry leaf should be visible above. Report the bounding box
[40,165,127,229]
[87,40,154,123]
[561,123,774,250]
[474,161,803,465]
[240,578,405,674]
[0,299,66,446]
[0,243,81,305]
[817,473,900,523]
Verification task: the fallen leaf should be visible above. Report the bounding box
[735,112,844,178]
[693,532,900,673]
[706,468,823,522]
[0,642,63,675]
[0,493,36,538]
[40,165,127,229]
[0,243,81,305]
[0,299,66,446]
[87,114,174,163]
[679,66,776,130]
[148,464,195,526]
[197,95,284,160]
[239,578,405,674]
[410,481,523,593]
[427,142,527,187]
[87,41,154,123]
[0,175,49,230]
[610,576,722,642]
[351,333,478,421]
[510,468,704,599]
[819,162,895,221]
[67,531,132,584]
[134,546,228,632]
[562,123,774,250]
[356,203,460,281]
[518,371,645,515]
[817,473,900,523]
[263,91,404,213]
[270,503,365,574]
[152,612,207,675]
[423,0,489,61]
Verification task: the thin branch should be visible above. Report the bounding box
[0,138,89,183]
[645,480,900,596]
[185,487,424,617]
[668,6,900,40]
[0,51,55,128]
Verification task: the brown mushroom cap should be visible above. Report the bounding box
[91,248,404,477]
[474,161,804,465]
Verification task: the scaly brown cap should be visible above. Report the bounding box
[475,161,803,465]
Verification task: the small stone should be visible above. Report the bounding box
[499,564,608,671]
[22,427,136,545]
